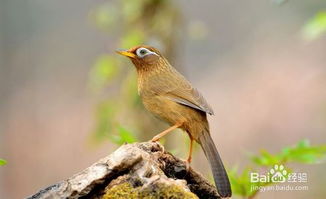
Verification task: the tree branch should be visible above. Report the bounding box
[28,142,220,199]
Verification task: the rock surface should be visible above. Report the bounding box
[28,142,220,199]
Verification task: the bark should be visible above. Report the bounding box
[28,142,220,199]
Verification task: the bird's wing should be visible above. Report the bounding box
[149,71,214,115]
[165,85,214,115]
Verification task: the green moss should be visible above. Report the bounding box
[102,183,137,199]
[102,182,198,199]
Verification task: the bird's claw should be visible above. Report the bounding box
[150,135,160,142]
[185,161,190,171]
[180,158,191,172]
[149,139,165,153]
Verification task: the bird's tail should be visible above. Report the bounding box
[198,129,232,198]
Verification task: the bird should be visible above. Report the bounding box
[116,45,232,198]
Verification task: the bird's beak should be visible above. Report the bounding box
[116,50,136,58]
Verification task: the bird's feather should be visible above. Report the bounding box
[165,87,214,115]
[143,66,214,115]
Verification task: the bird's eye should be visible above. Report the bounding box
[136,47,152,58]
[140,49,146,55]
[135,47,158,58]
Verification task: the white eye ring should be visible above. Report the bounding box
[136,47,158,58]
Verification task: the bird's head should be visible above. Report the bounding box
[116,45,165,70]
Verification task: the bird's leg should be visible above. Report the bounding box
[151,122,183,142]
[187,138,194,163]
[185,138,194,171]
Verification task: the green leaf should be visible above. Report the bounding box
[251,150,281,166]
[280,140,326,164]
[0,159,7,166]
[228,167,260,197]
[251,140,326,165]
[302,11,326,41]
[232,140,325,198]
[117,126,137,144]
[107,125,137,145]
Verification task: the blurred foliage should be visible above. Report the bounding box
[302,11,326,41]
[251,140,326,165]
[111,126,137,145]
[0,159,7,166]
[88,0,182,145]
[229,140,326,198]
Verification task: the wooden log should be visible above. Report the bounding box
[28,142,220,199]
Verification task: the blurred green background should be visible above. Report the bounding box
[0,0,325,198]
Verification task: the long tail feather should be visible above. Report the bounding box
[198,130,232,198]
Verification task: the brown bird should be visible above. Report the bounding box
[117,45,232,198]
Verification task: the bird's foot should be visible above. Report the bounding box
[186,157,192,171]
[181,158,191,172]
[150,135,160,142]
[149,139,165,153]
[185,161,190,171]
